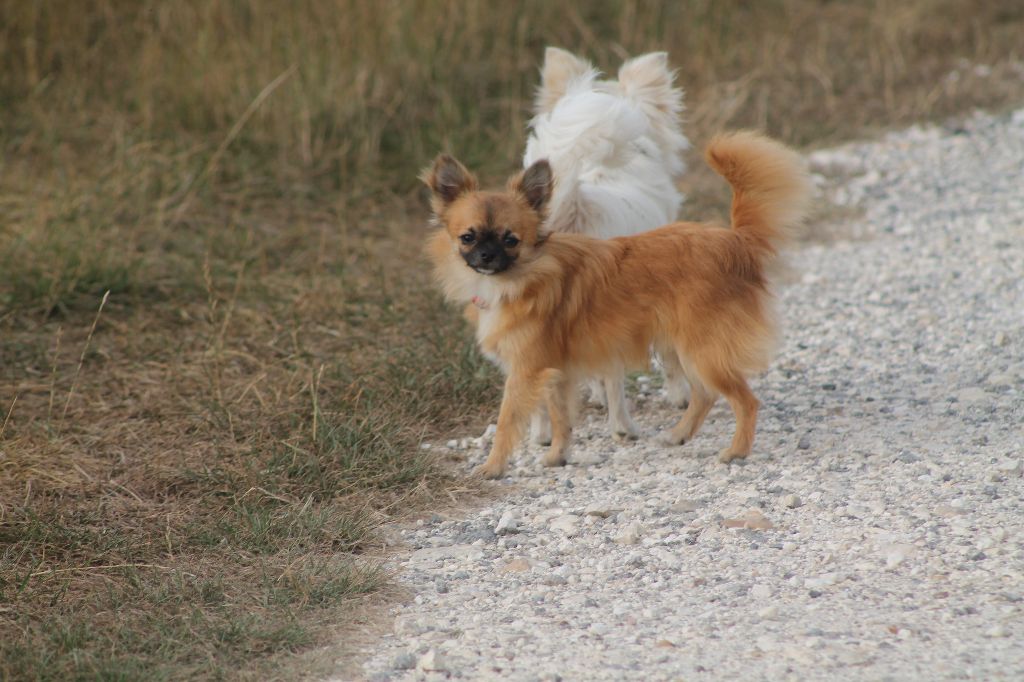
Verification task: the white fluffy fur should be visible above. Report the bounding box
[523,47,691,442]
[524,48,689,240]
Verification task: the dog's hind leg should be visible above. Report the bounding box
[703,370,759,463]
[606,373,640,441]
[660,377,716,446]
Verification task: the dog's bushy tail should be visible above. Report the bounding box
[705,131,811,255]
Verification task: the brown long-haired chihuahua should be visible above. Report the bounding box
[424,131,811,478]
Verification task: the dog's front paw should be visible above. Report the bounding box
[541,443,569,468]
[476,460,507,479]
[717,447,750,464]
[542,453,567,468]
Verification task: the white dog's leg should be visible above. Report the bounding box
[606,374,640,441]
[585,378,607,408]
[530,407,552,446]
[657,346,691,408]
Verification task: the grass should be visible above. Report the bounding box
[1,0,1023,678]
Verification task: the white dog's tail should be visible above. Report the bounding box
[705,131,812,256]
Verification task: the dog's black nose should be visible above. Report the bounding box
[480,251,495,263]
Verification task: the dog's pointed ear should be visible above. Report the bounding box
[421,154,478,211]
[536,47,594,113]
[510,159,553,214]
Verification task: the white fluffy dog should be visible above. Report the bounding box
[523,47,691,444]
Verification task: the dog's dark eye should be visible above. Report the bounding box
[459,233,475,245]
[503,233,520,248]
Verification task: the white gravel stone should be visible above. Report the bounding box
[584,503,621,518]
[494,511,519,535]
[985,625,1008,638]
[416,649,447,672]
[614,521,644,545]
[805,573,840,589]
[391,652,417,671]
[882,543,917,569]
[957,387,988,404]
[996,458,1021,476]
[549,514,579,535]
[670,498,700,512]
[358,108,1024,682]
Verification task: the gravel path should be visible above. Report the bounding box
[355,108,1024,681]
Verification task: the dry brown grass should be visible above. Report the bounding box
[2,0,1023,678]
[0,201,499,677]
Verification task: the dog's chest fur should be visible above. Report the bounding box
[430,232,541,373]
[471,277,519,370]
[475,303,505,368]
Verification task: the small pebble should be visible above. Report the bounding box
[391,652,417,671]
[615,522,644,545]
[495,511,520,535]
[996,458,1021,476]
[416,649,447,672]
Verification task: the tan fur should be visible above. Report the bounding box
[424,131,811,478]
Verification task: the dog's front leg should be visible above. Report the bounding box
[478,371,544,479]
